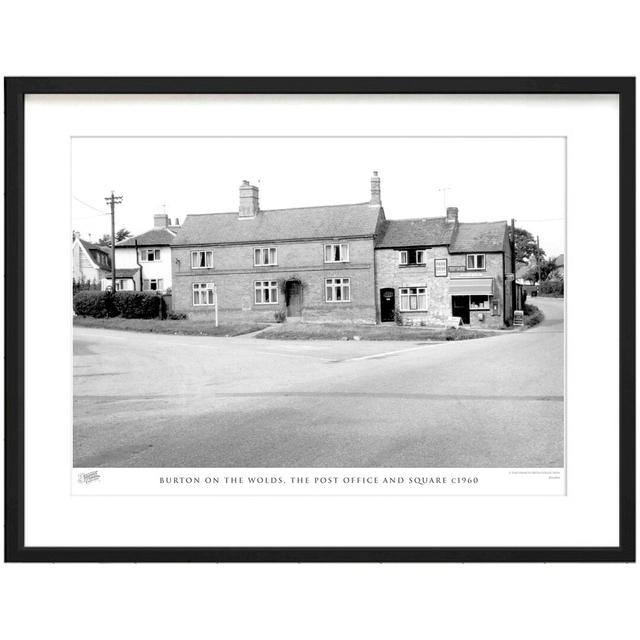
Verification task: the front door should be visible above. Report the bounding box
[452,295,470,325]
[286,281,302,317]
[380,288,395,322]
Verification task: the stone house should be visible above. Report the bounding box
[110,214,180,292]
[375,207,515,328]
[170,175,385,323]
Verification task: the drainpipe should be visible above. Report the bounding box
[134,239,142,291]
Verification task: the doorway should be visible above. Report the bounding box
[380,288,395,322]
[452,295,470,325]
[285,280,302,318]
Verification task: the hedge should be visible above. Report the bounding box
[113,292,163,318]
[73,291,163,319]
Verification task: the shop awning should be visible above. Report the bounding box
[449,278,494,295]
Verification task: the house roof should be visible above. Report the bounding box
[117,228,177,247]
[77,238,111,268]
[375,217,456,248]
[448,221,508,253]
[172,203,382,246]
[105,268,140,278]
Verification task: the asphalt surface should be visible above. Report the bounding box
[74,297,564,468]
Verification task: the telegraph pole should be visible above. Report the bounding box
[104,191,123,292]
[536,235,542,285]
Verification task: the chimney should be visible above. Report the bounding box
[370,171,381,206]
[174,217,180,226]
[154,213,170,228]
[239,180,259,218]
[446,206,459,223]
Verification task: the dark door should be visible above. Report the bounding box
[286,281,302,317]
[380,288,395,322]
[452,295,470,325]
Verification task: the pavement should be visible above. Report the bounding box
[73,297,565,468]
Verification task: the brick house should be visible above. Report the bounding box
[111,214,180,293]
[375,207,515,328]
[171,175,385,323]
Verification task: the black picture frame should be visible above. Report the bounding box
[4,77,635,563]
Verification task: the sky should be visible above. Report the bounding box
[71,137,565,257]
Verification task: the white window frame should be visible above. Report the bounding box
[143,278,164,292]
[254,247,278,266]
[191,250,214,269]
[325,277,351,302]
[399,287,428,311]
[192,282,216,306]
[140,248,161,262]
[254,280,279,305]
[399,249,426,265]
[466,253,486,270]
[324,243,350,263]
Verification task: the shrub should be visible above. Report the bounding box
[168,311,187,320]
[274,310,287,323]
[112,292,162,319]
[538,279,564,297]
[72,290,163,319]
[73,290,116,318]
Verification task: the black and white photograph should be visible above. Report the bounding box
[71,136,565,476]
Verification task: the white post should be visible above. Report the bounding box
[214,284,219,328]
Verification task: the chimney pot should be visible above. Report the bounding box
[370,171,381,206]
[446,207,459,223]
[239,181,260,218]
[175,217,180,226]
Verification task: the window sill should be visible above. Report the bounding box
[399,309,429,313]
[399,264,426,268]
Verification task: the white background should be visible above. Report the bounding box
[28,95,603,548]
[1,2,638,639]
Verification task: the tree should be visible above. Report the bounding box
[514,227,546,264]
[97,228,132,247]
[522,256,557,284]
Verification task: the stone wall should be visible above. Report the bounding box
[375,246,508,328]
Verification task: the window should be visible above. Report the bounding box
[399,287,428,311]
[255,280,278,304]
[140,248,161,262]
[466,253,486,270]
[143,278,164,291]
[469,295,490,310]
[193,282,215,306]
[191,250,213,269]
[399,249,426,266]
[324,243,349,263]
[254,247,277,266]
[325,278,351,302]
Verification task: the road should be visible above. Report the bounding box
[74,297,564,468]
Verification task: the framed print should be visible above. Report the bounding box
[4,77,635,562]
[434,258,448,277]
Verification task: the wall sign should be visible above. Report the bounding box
[434,258,448,277]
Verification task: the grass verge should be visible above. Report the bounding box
[256,322,496,341]
[73,316,266,337]
[523,303,544,328]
